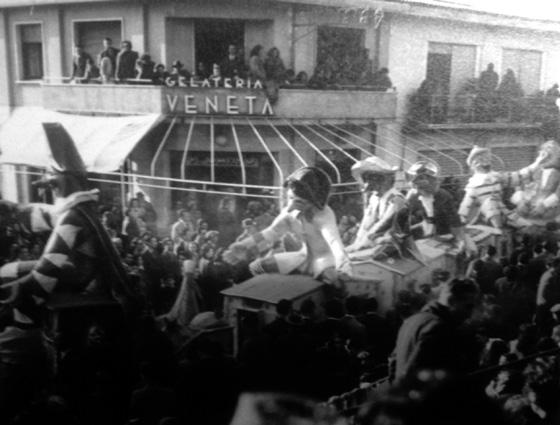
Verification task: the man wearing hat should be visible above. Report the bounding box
[0,123,134,325]
[347,156,420,261]
[166,60,191,86]
[223,167,352,285]
[406,161,476,254]
[459,145,543,229]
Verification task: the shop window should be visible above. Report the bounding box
[502,48,542,95]
[74,20,122,59]
[316,26,367,85]
[19,24,43,80]
[195,19,245,75]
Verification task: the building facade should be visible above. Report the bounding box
[0,0,558,228]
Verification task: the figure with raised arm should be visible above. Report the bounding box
[223,167,352,286]
[459,145,547,229]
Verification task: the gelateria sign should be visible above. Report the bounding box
[163,81,274,116]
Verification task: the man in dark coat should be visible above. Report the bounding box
[115,40,139,81]
[390,278,479,383]
[98,37,120,76]
[220,44,246,79]
[406,161,476,255]
[71,45,93,81]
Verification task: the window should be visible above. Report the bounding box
[502,49,542,95]
[19,24,43,80]
[74,20,122,59]
[426,42,476,98]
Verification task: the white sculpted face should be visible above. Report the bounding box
[470,151,492,173]
[539,140,560,169]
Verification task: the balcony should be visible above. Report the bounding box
[406,93,553,130]
[15,80,398,121]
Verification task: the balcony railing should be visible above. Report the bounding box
[407,93,555,127]
[14,78,398,120]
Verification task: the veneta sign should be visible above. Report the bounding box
[163,77,274,116]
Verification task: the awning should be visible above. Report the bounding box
[116,117,422,199]
[0,107,162,172]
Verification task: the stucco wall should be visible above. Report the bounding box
[387,14,560,119]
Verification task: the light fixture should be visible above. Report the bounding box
[215,134,228,147]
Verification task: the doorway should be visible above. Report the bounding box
[195,19,245,75]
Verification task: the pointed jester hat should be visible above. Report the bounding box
[34,123,88,188]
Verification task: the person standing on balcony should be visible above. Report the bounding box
[220,44,246,79]
[475,63,499,122]
[98,37,119,77]
[115,40,139,82]
[497,69,524,121]
[135,54,155,81]
[70,45,93,83]
[479,63,499,93]
[99,56,114,84]
[248,44,266,82]
[372,67,393,91]
[264,47,286,103]
[264,47,286,84]
[82,57,100,83]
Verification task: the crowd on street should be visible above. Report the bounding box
[1,183,560,425]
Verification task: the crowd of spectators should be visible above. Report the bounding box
[68,37,393,93]
[308,46,393,91]
[2,186,560,425]
[407,62,560,130]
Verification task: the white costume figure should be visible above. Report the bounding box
[459,146,507,228]
[346,156,421,261]
[459,145,547,229]
[165,260,201,327]
[223,167,352,285]
[509,140,560,226]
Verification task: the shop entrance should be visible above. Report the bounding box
[169,150,275,242]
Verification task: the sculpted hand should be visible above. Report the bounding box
[337,260,354,281]
[533,149,548,167]
[0,282,20,305]
[320,267,339,285]
[222,243,248,265]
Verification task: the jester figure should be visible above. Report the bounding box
[223,167,352,285]
[346,156,421,261]
[0,123,135,327]
[459,144,546,229]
